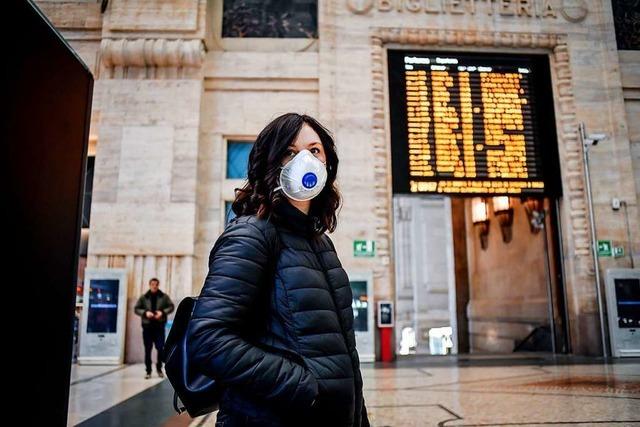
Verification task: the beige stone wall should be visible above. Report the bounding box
[322,0,638,355]
[194,51,321,289]
[36,0,639,358]
[619,50,640,250]
[88,78,203,362]
[37,0,210,363]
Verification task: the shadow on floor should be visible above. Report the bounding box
[76,379,192,427]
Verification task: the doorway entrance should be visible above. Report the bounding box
[393,194,568,355]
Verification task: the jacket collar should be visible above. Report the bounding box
[270,199,322,239]
[145,289,164,298]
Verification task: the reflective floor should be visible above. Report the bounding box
[68,364,169,426]
[68,356,640,426]
[358,360,640,426]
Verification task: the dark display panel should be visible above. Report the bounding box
[87,279,120,333]
[615,278,640,328]
[379,302,393,326]
[351,280,369,332]
[6,1,93,423]
[388,50,561,196]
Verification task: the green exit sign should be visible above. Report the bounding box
[354,240,375,257]
[597,240,612,257]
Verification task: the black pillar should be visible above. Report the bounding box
[4,1,94,425]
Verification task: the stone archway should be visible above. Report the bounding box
[369,28,597,355]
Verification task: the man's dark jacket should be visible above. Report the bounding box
[134,289,175,327]
[187,200,369,426]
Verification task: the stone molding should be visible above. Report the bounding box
[100,38,205,76]
[107,0,199,33]
[203,77,319,92]
[369,27,594,292]
[88,253,193,299]
[372,28,564,48]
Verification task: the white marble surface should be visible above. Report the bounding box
[188,361,640,426]
[67,363,164,426]
[360,363,640,426]
[67,360,639,426]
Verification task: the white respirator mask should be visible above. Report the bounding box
[274,149,328,201]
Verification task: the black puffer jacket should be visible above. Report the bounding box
[188,200,369,426]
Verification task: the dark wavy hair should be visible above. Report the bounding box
[231,113,341,235]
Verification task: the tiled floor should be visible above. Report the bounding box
[67,363,165,426]
[359,363,640,426]
[68,358,640,426]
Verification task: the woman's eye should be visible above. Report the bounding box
[286,148,319,157]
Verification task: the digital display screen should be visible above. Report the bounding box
[351,280,369,332]
[87,279,119,333]
[614,278,640,328]
[388,51,561,196]
[379,302,393,326]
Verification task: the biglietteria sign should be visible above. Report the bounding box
[346,0,588,22]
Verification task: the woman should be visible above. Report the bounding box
[188,113,370,427]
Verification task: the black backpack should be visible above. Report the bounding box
[163,222,281,417]
[163,296,221,417]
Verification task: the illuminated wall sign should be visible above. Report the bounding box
[388,51,561,196]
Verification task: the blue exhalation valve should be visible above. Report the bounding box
[302,172,317,189]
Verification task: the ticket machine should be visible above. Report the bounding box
[78,268,128,365]
[604,268,640,358]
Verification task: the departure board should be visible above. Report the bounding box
[388,51,561,196]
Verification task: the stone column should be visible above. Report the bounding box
[87,0,210,363]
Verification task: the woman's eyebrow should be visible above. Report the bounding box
[288,141,321,150]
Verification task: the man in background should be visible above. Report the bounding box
[134,278,174,379]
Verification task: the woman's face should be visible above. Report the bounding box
[282,123,327,167]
